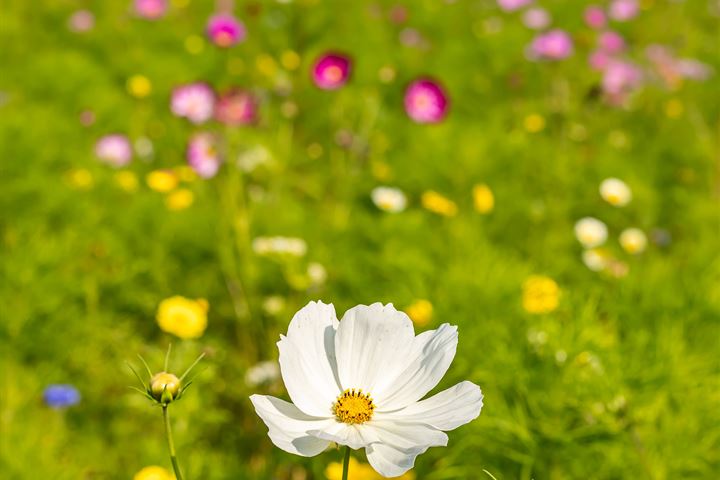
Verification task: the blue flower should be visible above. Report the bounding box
[43,384,81,408]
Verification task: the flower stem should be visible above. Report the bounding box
[341,446,351,480]
[162,406,184,480]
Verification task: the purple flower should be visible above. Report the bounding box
[134,0,167,20]
[43,385,81,409]
[608,0,639,22]
[206,14,245,48]
[598,31,625,54]
[215,89,257,125]
[312,53,351,90]
[404,78,449,124]
[171,83,215,124]
[95,134,132,168]
[522,7,551,30]
[529,29,573,60]
[583,5,607,29]
[497,0,534,12]
[187,133,221,178]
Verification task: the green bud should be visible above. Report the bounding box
[150,372,181,403]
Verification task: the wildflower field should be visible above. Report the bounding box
[1,0,719,479]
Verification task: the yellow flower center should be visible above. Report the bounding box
[333,389,375,424]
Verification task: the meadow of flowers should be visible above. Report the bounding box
[1,0,718,478]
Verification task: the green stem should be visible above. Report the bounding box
[341,446,351,480]
[163,406,184,480]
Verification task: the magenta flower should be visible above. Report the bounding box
[95,134,132,168]
[206,14,246,48]
[497,0,534,12]
[529,29,574,60]
[583,5,607,29]
[404,78,449,124]
[522,7,551,30]
[589,50,611,71]
[187,133,221,178]
[598,31,625,54]
[134,0,167,20]
[215,89,257,125]
[608,0,639,22]
[171,83,215,124]
[312,53,351,90]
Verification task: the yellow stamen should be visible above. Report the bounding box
[333,389,375,424]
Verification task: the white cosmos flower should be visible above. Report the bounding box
[599,178,632,207]
[574,217,608,248]
[250,301,483,477]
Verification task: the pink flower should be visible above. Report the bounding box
[134,0,167,20]
[497,0,534,12]
[171,83,215,124]
[608,0,639,22]
[68,10,95,33]
[522,7,551,30]
[312,53,351,90]
[583,5,607,29]
[187,133,221,178]
[602,60,643,103]
[598,31,625,54]
[95,134,132,168]
[675,59,713,81]
[529,29,574,60]
[215,89,257,125]
[206,14,246,47]
[589,50,611,71]
[404,78,449,124]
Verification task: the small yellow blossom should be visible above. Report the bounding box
[133,465,174,480]
[472,183,494,214]
[146,170,179,193]
[256,54,278,77]
[114,171,139,192]
[65,168,94,190]
[281,50,301,70]
[157,296,209,339]
[165,188,194,211]
[522,275,560,314]
[524,113,545,133]
[619,228,647,255]
[405,299,433,327]
[665,99,684,118]
[127,75,152,98]
[185,35,205,55]
[421,191,458,217]
[325,457,415,480]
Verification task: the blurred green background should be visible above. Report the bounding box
[1,0,718,479]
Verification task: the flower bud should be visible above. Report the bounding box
[150,372,181,403]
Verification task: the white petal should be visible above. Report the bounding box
[367,420,448,450]
[374,323,458,410]
[308,422,381,450]
[278,301,342,416]
[376,381,483,431]
[334,303,416,394]
[249,394,335,457]
[365,442,429,478]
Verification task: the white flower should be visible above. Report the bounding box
[250,301,483,477]
[252,236,307,257]
[582,248,611,272]
[574,217,608,248]
[619,228,647,254]
[599,178,632,207]
[371,186,407,213]
[246,361,281,387]
[307,262,328,285]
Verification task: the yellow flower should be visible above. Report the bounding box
[421,191,458,217]
[405,299,433,327]
[472,183,494,214]
[165,188,194,211]
[185,35,205,55]
[619,228,647,255]
[281,50,301,70]
[133,466,174,480]
[146,170,179,193]
[325,457,415,480]
[114,171,139,192]
[65,168,94,190]
[256,54,278,77]
[665,99,684,118]
[157,296,208,339]
[127,75,152,98]
[522,275,560,314]
[524,113,545,133]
